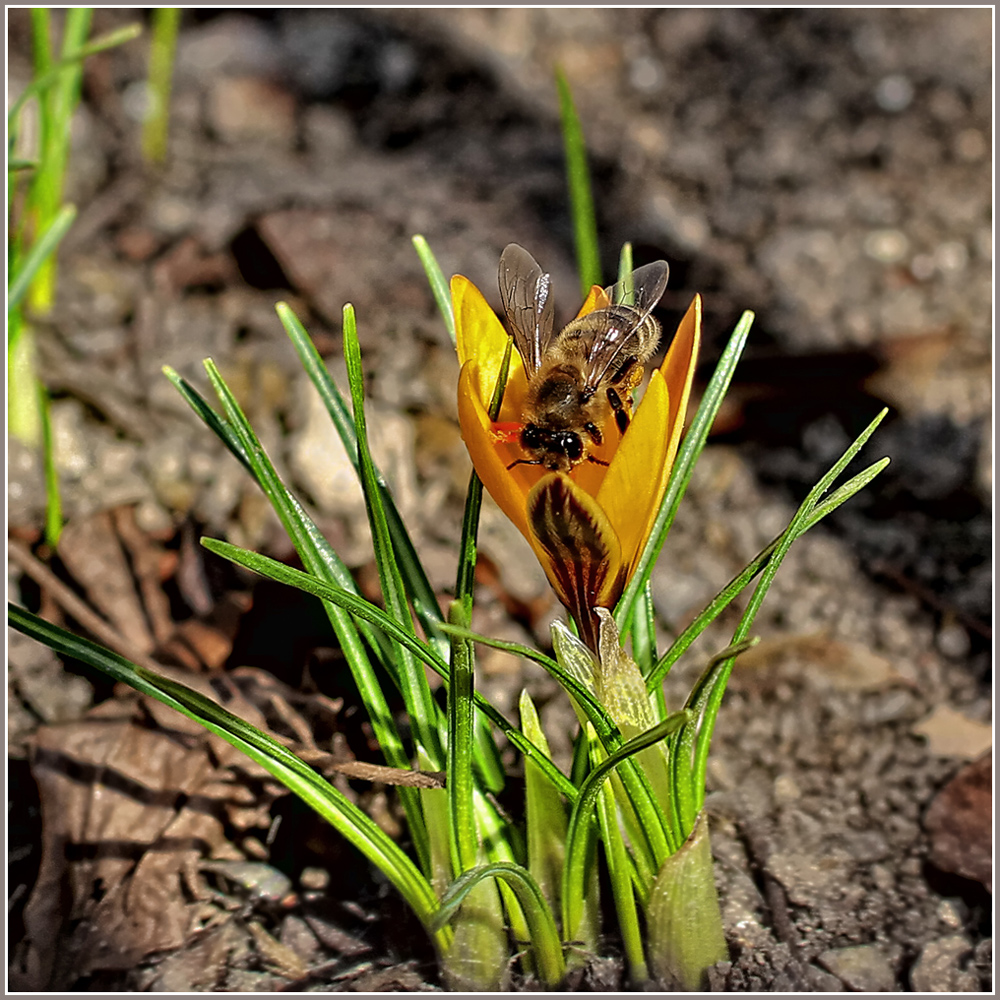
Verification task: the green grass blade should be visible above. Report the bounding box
[39,380,61,546]
[8,203,76,311]
[799,457,891,533]
[617,310,755,636]
[447,601,478,873]
[647,536,778,689]
[275,303,447,652]
[617,242,634,288]
[597,781,647,984]
[141,7,180,163]
[689,411,889,808]
[162,365,252,470]
[8,23,142,127]
[342,304,444,768]
[201,538,575,802]
[556,68,601,293]
[8,603,446,945]
[412,235,456,343]
[193,361,424,850]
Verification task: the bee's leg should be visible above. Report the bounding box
[585,455,609,467]
[507,457,545,470]
[607,387,631,435]
[583,422,603,446]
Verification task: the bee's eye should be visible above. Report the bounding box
[563,434,583,461]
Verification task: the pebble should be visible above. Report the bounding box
[874,74,915,112]
[819,943,896,992]
[909,935,978,992]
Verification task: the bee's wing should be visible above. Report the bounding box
[498,244,555,377]
[582,260,669,391]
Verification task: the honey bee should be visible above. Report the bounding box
[497,243,669,472]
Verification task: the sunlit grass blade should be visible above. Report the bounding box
[617,242,634,288]
[556,68,601,293]
[8,22,142,127]
[433,862,566,987]
[342,304,444,769]
[27,8,92,315]
[597,781,647,984]
[647,537,778,688]
[799,458,890,533]
[202,538,575,802]
[8,203,76,312]
[275,303,446,650]
[616,310,754,635]
[412,235,456,343]
[446,600,478,873]
[7,603,446,948]
[667,639,758,834]
[39,381,61,546]
[193,361,426,854]
[689,410,890,809]
[162,365,252,470]
[141,7,180,164]
[520,692,570,920]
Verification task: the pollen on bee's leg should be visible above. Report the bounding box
[490,421,524,444]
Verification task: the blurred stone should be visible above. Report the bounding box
[819,944,896,992]
[208,77,297,147]
[909,935,978,992]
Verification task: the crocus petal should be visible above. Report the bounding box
[596,369,671,571]
[659,294,702,476]
[527,472,626,651]
[457,361,533,541]
[597,295,701,574]
[575,285,611,319]
[452,274,525,400]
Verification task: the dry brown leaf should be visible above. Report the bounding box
[10,667,321,990]
[733,633,911,692]
[924,752,992,891]
[912,705,993,759]
[58,510,154,654]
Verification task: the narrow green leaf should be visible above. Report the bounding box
[193,360,425,854]
[598,780,647,984]
[647,536,778,689]
[8,203,76,311]
[520,691,569,920]
[202,537,573,803]
[8,23,142,127]
[412,235,456,343]
[689,410,889,808]
[142,8,181,164]
[447,601,478,874]
[799,457,891,533]
[561,712,689,946]
[275,302,446,654]
[342,304,444,768]
[39,380,61,546]
[617,242,634,288]
[556,68,601,293]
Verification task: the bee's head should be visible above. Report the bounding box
[520,424,583,472]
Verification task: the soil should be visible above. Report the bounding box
[7,8,992,992]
